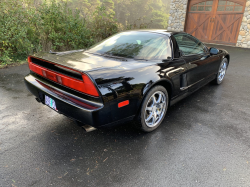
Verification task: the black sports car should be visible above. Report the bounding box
[25,30,230,132]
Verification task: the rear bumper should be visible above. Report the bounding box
[24,74,111,127]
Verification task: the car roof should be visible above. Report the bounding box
[121,29,186,36]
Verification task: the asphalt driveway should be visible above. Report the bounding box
[1,45,250,187]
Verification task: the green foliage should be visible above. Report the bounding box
[0,0,34,63]
[0,0,170,65]
[36,1,93,51]
[113,0,169,29]
[90,5,118,41]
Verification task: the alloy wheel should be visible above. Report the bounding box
[144,91,166,128]
[218,61,227,82]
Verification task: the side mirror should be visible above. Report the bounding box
[210,47,219,55]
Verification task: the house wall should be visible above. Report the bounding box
[167,0,250,48]
[167,0,188,32]
[237,0,250,48]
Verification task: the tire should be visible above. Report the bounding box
[213,58,228,85]
[136,85,169,132]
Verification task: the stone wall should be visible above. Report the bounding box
[167,0,188,31]
[168,0,250,48]
[236,0,250,48]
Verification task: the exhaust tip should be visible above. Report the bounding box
[75,121,97,132]
[82,125,97,132]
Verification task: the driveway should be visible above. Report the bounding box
[1,45,250,187]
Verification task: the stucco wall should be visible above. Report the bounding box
[167,0,250,48]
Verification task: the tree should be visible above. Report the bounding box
[101,0,115,15]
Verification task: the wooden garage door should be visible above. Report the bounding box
[185,0,246,45]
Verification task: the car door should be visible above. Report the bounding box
[173,33,220,92]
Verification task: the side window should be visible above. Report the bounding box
[173,34,206,56]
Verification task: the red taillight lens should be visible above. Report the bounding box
[28,57,99,97]
[82,74,99,97]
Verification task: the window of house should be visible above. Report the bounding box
[190,1,213,11]
[217,0,243,11]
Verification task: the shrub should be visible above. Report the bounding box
[0,0,35,63]
[90,5,118,42]
[0,0,119,65]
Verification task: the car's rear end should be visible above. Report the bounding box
[24,56,111,128]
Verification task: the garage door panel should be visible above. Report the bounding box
[185,13,212,41]
[211,14,242,44]
[185,0,246,45]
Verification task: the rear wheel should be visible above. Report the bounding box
[137,86,168,132]
[214,58,228,85]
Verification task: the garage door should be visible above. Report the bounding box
[185,0,246,45]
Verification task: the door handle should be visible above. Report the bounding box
[210,18,215,23]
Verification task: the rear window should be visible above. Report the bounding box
[86,31,172,60]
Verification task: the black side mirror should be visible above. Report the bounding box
[210,47,219,55]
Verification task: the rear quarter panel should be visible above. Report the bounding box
[88,59,187,124]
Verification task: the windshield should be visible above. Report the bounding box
[86,31,172,60]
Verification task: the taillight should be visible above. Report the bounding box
[28,56,99,97]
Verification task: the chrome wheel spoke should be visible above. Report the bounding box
[156,94,162,103]
[153,111,157,119]
[146,106,153,111]
[152,113,157,124]
[152,96,157,105]
[159,103,165,109]
[146,112,153,122]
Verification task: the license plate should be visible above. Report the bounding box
[45,95,58,111]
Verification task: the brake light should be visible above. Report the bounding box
[28,57,99,97]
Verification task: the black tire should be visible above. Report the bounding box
[213,58,228,85]
[136,85,169,132]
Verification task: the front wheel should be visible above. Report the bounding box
[137,86,168,132]
[214,58,228,85]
